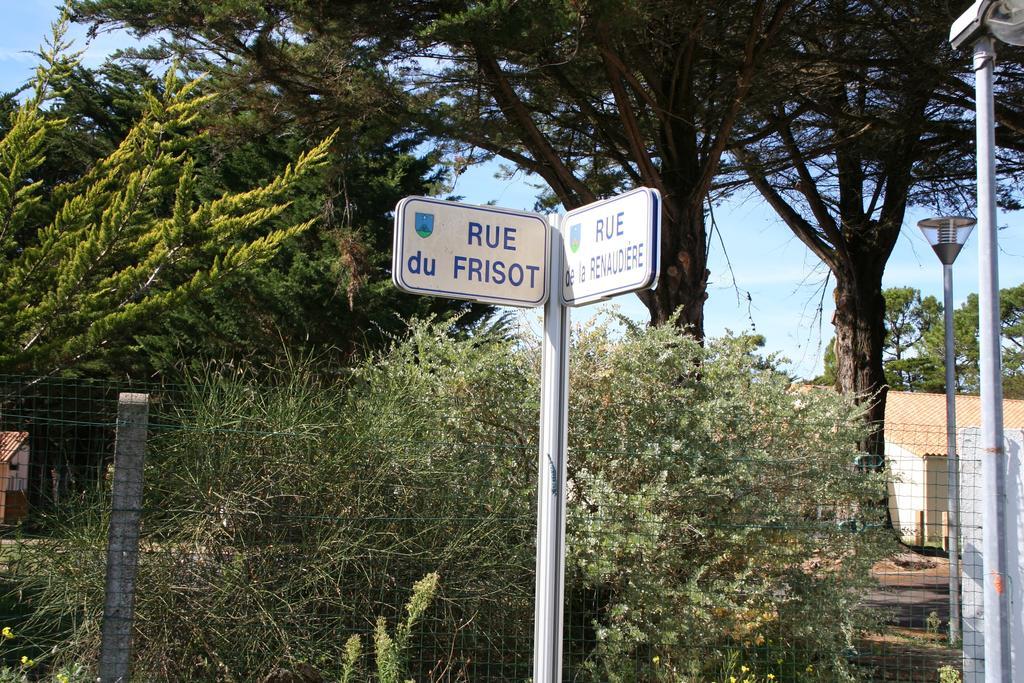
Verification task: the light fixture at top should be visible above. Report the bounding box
[918,216,976,265]
[988,0,1024,45]
[951,0,1024,49]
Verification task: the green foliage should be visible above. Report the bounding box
[996,283,1024,399]
[0,626,90,682]
[7,316,890,681]
[0,59,150,192]
[118,132,474,379]
[333,572,438,683]
[887,283,1024,395]
[0,10,78,252]
[938,665,962,683]
[813,338,838,387]
[339,634,361,683]
[916,294,979,394]
[883,287,942,391]
[0,16,334,378]
[370,572,438,683]
[817,283,1024,396]
[565,317,889,681]
[373,621,400,683]
[73,0,811,333]
[925,610,941,635]
[938,283,1024,398]
[9,330,536,680]
[3,6,473,380]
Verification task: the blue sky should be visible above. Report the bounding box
[0,1,141,78]
[454,163,1024,379]
[4,3,1022,378]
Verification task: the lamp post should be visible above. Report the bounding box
[918,216,975,646]
[949,1,1024,681]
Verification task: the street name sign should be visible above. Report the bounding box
[393,196,550,307]
[560,187,660,307]
[391,187,661,683]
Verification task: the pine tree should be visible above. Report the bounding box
[0,12,333,378]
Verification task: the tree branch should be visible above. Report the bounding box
[597,26,665,196]
[733,145,836,270]
[474,49,595,208]
[693,0,796,202]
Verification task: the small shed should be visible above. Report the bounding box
[0,431,29,523]
[885,391,1024,546]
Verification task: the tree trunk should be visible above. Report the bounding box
[832,263,888,467]
[637,198,708,336]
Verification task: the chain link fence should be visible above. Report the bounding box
[0,374,1005,682]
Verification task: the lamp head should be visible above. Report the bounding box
[918,216,976,265]
[989,0,1024,45]
[951,0,989,49]
[951,0,1024,49]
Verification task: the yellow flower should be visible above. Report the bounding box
[741,665,749,673]
[1,626,13,639]
[806,664,814,673]
[56,675,70,683]
[767,675,776,681]
[20,655,35,668]
[652,655,660,665]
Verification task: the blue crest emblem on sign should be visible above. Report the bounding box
[414,212,434,238]
[569,222,581,253]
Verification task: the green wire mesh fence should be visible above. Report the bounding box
[0,375,1002,682]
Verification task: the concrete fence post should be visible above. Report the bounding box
[99,392,149,683]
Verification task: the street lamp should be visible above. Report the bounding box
[949,1,1024,680]
[918,215,975,647]
[951,0,1024,48]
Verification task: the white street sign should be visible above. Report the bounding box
[393,197,550,307]
[391,190,660,683]
[560,187,660,307]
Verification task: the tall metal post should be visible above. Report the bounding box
[533,215,569,683]
[917,214,973,647]
[974,36,1011,683]
[942,263,962,644]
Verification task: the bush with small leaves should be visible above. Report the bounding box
[9,314,891,681]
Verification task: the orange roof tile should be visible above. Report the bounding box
[885,391,1024,457]
[0,432,28,464]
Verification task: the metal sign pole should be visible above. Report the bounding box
[533,214,569,683]
[390,190,656,683]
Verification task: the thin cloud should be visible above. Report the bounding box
[0,49,38,64]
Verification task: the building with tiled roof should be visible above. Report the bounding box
[0,431,29,523]
[885,391,1024,546]
[886,391,1024,456]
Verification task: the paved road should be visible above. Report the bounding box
[853,554,961,682]
[865,556,951,629]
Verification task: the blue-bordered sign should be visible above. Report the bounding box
[560,187,661,306]
[393,197,550,307]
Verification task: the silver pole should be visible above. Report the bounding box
[943,262,962,645]
[974,36,1011,683]
[533,214,569,683]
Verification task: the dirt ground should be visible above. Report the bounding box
[850,551,962,682]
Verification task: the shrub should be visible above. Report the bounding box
[564,317,890,681]
[6,315,890,680]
